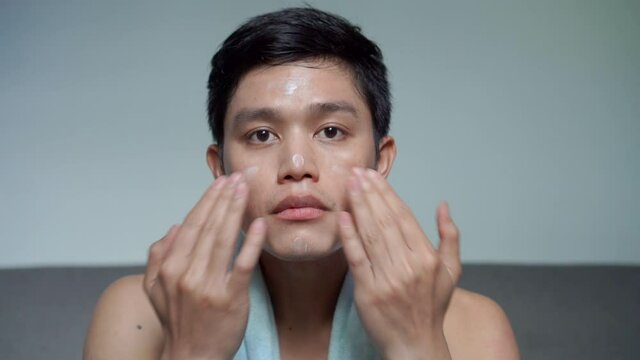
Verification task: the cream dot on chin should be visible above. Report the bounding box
[263,232,344,262]
[292,237,310,255]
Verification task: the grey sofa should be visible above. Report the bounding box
[1,265,638,359]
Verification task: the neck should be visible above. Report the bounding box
[259,250,348,333]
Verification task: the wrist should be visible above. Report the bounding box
[383,330,451,360]
[161,343,230,360]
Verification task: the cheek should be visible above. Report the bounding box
[329,163,350,176]
[243,167,261,208]
[225,154,263,182]
[320,147,374,209]
[241,165,266,209]
[240,173,268,232]
[320,138,376,173]
[323,147,364,178]
[242,165,260,178]
[227,160,270,221]
[323,158,356,209]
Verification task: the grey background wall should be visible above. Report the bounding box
[1,0,638,268]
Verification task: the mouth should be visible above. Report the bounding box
[272,194,329,221]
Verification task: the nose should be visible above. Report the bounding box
[277,138,319,183]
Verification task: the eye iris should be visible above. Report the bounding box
[324,127,338,138]
[256,130,270,142]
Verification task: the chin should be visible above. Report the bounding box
[262,214,343,262]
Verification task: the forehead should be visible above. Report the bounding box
[225,59,371,126]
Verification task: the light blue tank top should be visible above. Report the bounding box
[233,266,380,360]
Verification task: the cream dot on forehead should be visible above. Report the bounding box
[284,81,298,95]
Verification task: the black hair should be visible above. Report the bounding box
[207,7,391,152]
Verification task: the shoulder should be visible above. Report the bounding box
[443,287,520,360]
[84,274,163,360]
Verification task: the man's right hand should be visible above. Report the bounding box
[143,173,267,360]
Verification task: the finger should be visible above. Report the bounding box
[228,217,267,293]
[356,168,410,267]
[209,174,249,274]
[182,176,228,227]
[346,171,389,270]
[436,201,462,282]
[143,224,180,295]
[167,177,228,261]
[190,172,242,278]
[338,211,374,286]
[365,168,433,253]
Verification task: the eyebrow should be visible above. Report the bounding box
[308,101,359,119]
[232,107,280,126]
[231,101,359,127]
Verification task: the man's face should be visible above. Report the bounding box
[209,59,394,261]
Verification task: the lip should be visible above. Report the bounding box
[272,195,329,221]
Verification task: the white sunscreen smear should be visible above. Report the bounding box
[292,237,310,255]
[292,154,304,168]
[330,164,348,175]
[243,166,259,178]
[284,81,298,95]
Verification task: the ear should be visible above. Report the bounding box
[375,136,396,178]
[206,144,225,178]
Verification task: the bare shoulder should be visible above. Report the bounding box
[443,287,520,360]
[84,274,163,360]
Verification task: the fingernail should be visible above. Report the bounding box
[352,168,371,189]
[216,175,229,187]
[439,201,450,220]
[253,217,266,232]
[338,212,351,227]
[229,172,242,184]
[365,168,378,178]
[358,172,370,190]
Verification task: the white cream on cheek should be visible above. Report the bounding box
[330,164,349,175]
[239,165,261,201]
[242,165,259,178]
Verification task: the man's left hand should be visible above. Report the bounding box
[339,167,462,360]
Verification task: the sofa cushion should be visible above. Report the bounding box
[1,265,638,359]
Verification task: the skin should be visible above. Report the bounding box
[83,59,520,360]
[214,60,384,261]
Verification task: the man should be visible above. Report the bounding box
[84,7,519,360]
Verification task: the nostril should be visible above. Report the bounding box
[283,173,313,181]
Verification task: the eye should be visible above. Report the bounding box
[316,126,346,140]
[248,129,278,144]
